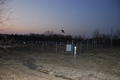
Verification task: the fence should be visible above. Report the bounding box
[20,40,104,57]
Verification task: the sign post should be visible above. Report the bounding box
[74,46,77,58]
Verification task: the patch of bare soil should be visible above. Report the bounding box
[0,63,66,80]
[0,47,120,80]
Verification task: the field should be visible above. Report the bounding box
[0,44,120,80]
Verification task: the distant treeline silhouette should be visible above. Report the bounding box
[0,33,120,46]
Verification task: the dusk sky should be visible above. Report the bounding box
[3,0,120,38]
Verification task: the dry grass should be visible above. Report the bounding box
[0,45,120,80]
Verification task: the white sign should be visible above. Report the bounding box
[23,42,26,45]
[74,46,77,54]
[66,44,71,51]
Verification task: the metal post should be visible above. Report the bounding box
[42,41,44,53]
[56,41,57,54]
[36,41,37,45]
[102,40,104,48]
[31,41,33,51]
[46,41,47,45]
[96,40,97,48]
[111,27,113,46]
[80,43,82,54]
[80,40,83,54]
[92,41,93,49]
[71,40,73,57]
[23,42,24,50]
[87,41,88,51]
[39,41,41,45]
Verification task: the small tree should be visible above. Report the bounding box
[0,0,14,63]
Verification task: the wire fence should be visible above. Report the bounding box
[20,40,104,57]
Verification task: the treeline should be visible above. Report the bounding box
[0,33,73,42]
[0,33,120,46]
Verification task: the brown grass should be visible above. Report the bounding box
[0,45,120,80]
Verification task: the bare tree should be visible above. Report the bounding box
[0,0,12,30]
[92,29,101,38]
[44,30,54,36]
[0,0,15,64]
[77,35,82,39]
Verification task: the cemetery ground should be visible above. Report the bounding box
[0,45,120,80]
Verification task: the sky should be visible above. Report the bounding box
[2,0,120,38]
